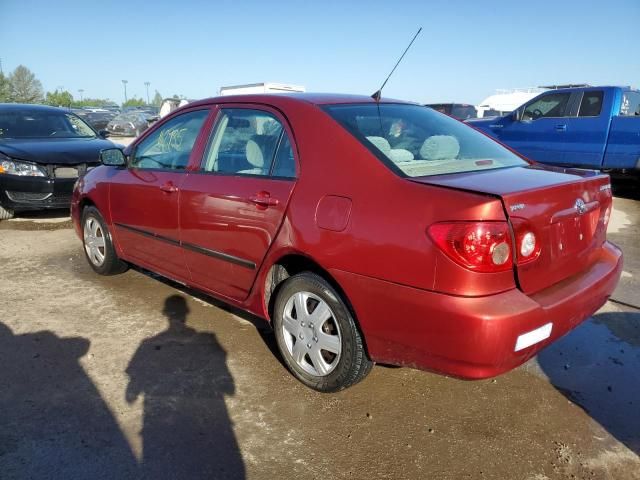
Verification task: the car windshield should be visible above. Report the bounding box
[325,103,527,177]
[450,105,477,120]
[0,110,96,139]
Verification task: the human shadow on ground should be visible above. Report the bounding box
[125,294,245,479]
[0,322,138,479]
[132,265,283,367]
[538,311,640,454]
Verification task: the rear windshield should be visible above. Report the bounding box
[325,104,526,177]
[450,105,477,120]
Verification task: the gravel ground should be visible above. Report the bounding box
[0,187,639,480]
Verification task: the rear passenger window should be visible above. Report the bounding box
[202,109,296,178]
[620,92,640,116]
[578,91,603,117]
[272,134,296,178]
[523,93,571,120]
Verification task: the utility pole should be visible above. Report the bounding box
[0,58,3,74]
[121,80,128,105]
[78,89,84,101]
[144,81,150,105]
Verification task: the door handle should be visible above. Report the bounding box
[249,191,279,207]
[160,182,178,193]
[555,124,567,132]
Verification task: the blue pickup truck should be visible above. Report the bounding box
[467,86,640,176]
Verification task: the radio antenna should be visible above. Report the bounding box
[371,27,422,102]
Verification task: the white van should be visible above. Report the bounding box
[219,83,306,96]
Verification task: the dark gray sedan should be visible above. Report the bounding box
[106,112,152,137]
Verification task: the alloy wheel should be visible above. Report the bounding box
[281,291,342,376]
[83,217,106,267]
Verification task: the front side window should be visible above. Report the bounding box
[325,103,527,178]
[578,91,603,117]
[130,109,208,170]
[522,93,571,120]
[202,109,287,176]
[620,91,640,116]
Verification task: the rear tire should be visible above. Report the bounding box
[273,272,373,392]
[0,205,14,220]
[81,206,128,275]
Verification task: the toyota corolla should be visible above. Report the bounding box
[71,93,622,392]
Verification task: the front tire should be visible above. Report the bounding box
[81,206,128,275]
[0,204,14,220]
[273,272,373,392]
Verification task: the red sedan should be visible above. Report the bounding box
[71,94,622,392]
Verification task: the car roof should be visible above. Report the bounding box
[0,103,70,113]
[539,86,635,95]
[187,92,415,109]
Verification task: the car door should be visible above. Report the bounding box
[109,108,211,279]
[179,106,298,301]
[604,91,640,169]
[561,89,610,168]
[497,91,573,164]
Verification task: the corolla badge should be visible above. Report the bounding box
[574,198,587,215]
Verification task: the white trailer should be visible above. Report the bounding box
[476,88,545,118]
[219,83,306,96]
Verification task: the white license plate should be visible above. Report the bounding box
[54,167,79,179]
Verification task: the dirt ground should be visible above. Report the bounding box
[0,184,639,480]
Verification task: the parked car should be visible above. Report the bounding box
[71,94,622,392]
[467,86,640,178]
[426,103,477,120]
[72,108,120,131]
[106,112,151,137]
[0,103,115,219]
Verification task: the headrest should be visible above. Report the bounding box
[246,135,278,168]
[246,140,265,168]
[419,135,460,160]
[388,148,414,163]
[366,136,391,155]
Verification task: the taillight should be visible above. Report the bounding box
[511,219,541,265]
[428,221,513,273]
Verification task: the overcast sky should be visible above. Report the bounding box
[2,0,639,105]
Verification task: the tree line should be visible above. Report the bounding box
[0,65,164,108]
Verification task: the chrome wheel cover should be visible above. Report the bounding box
[281,291,342,377]
[83,217,106,267]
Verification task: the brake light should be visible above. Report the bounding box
[511,219,542,265]
[428,221,513,273]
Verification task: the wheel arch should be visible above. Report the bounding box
[78,195,96,213]
[262,252,370,355]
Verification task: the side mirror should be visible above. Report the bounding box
[511,110,520,122]
[100,148,126,166]
[98,129,110,138]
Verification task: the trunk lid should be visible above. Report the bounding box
[412,165,612,294]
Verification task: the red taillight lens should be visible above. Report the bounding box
[428,221,513,273]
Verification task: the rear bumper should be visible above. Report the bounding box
[0,175,76,211]
[332,241,623,379]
